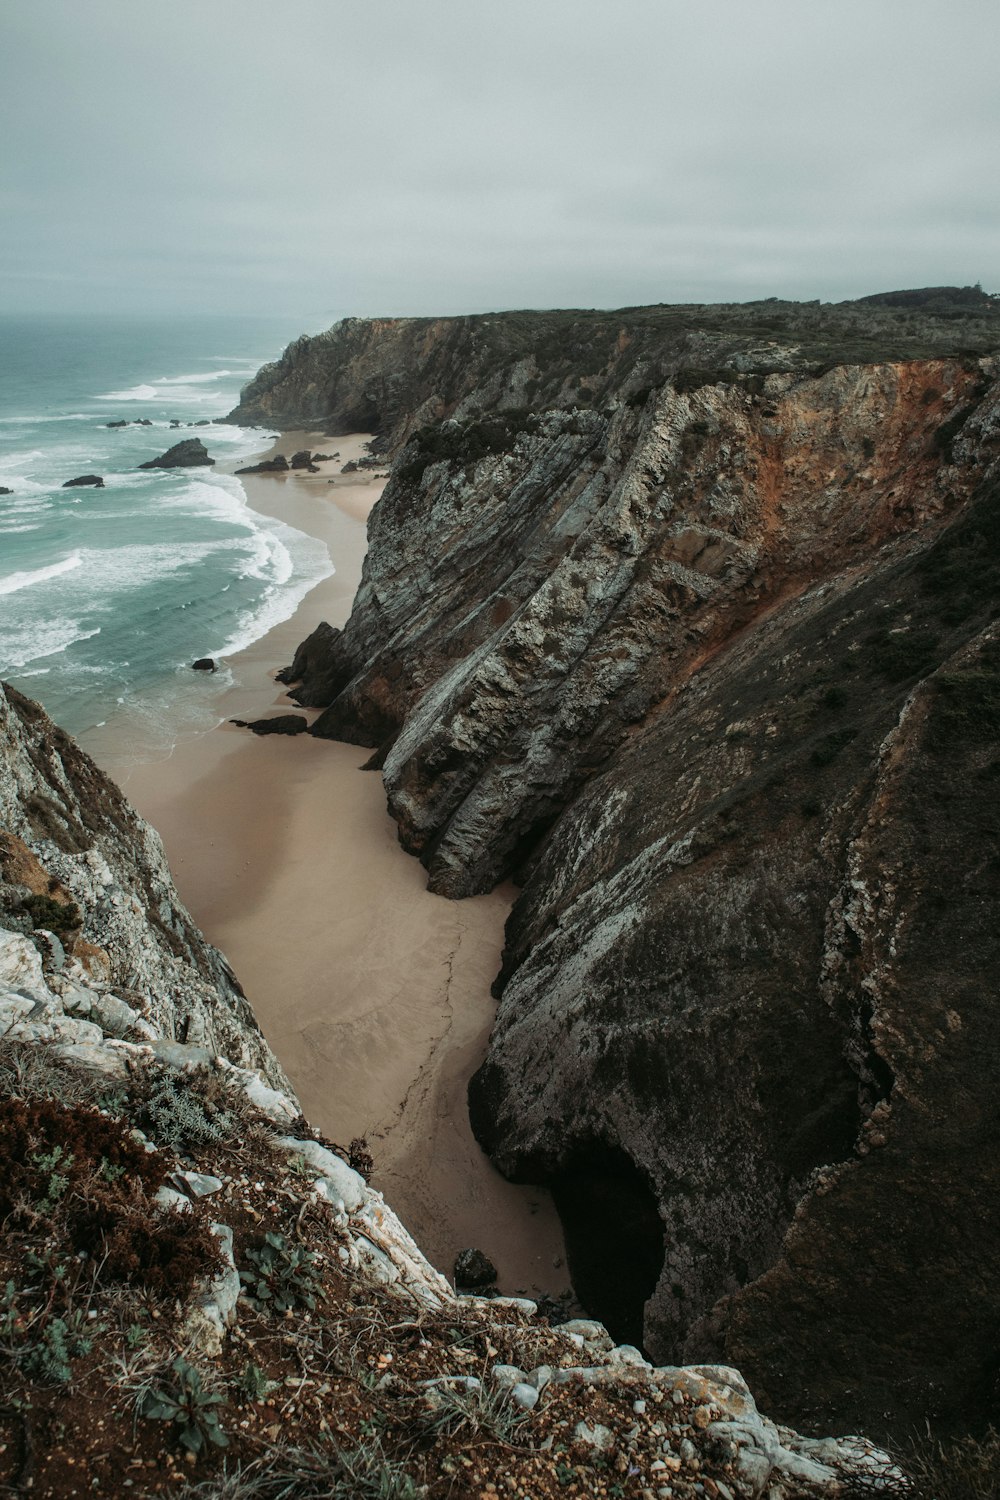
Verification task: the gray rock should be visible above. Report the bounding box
[182,1223,240,1356]
[490,1364,525,1389]
[155,1186,193,1214]
[276,1137,366,1212]
[509,1382,539,1410]
[149,1039,215,1069]
[573,1421,614,1451]
[173,1170,224,1198]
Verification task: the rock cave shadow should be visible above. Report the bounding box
[549,1143,665,1351]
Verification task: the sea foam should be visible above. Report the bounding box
[0,552,83,596]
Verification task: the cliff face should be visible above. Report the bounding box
[0,697,905,1499]
[260,290,1000,1437]
[0,683,283,1082]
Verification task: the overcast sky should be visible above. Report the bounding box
[2,0,998,322]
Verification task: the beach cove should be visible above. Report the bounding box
[85,433,570,1302]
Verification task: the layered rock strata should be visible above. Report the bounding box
[259,291,1000,1434]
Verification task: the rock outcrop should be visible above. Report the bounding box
[260,289,1000,1436]
[62,473,104,488]
[0,683,277,1079]
[138,438,214,469]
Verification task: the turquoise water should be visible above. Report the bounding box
[0,314,328,744]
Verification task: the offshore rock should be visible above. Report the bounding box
[62,474,104,488]
[191,657,216,672]
[259,293,1000,1434]
[138,438,214,469]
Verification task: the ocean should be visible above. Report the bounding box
[0,313,330,752]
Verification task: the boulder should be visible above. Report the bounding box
[0,487,11,495]
[235,455,289,475]
[105,419,128,428]
[62,474,104,489]
[191,658,216,672]
[138,439,214,470]
[230,714,309,736]
[291,450,320,472]
[453,1247,497,1290]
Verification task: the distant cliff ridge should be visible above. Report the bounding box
[250,290,1000,1437]
[228,285,1000,447]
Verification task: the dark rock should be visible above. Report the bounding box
[170,420,181,428]
[138,439,214,470]
[191,658,216,673]
[274,621,347,703]
[62,474,104,489]
[235,455,289,475]
[454,1248,497,1290]
[195,420,210,426]
[341,460,358,473]
[230,714,309,736]
[106,419,128,428]
[136,418,152,426]
[290,450,320,473]
[312,453,335,461]
[0,487,12,496]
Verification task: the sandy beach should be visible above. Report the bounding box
[84,433,569,1300]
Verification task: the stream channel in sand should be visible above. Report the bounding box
[81,433,570,1302]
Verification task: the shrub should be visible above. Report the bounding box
[132,1066,237,1152]
[0,1097,221,1296]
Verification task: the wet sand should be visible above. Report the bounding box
[85,434,569,1299]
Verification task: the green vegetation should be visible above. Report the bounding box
[1,1279,96,1385]
[0,1095,222,1296]
[132,1065,238,1152]
[140,1356,229,1455]
[19,891,81,935]
[398,410,538,484]
[240,1231,324,1314]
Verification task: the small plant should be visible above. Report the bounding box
[20,1311,95,1384]
[132,1067,236,1152]
[0,1281,97,1385]
[233,1361,275,1402]
[418,1380,529,1446]
[30,1144,74,1210]
[240,1231,324,1314]
[140,1356,229,1455]
[349,1137,374,1181]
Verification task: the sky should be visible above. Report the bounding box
[2,0,998,323]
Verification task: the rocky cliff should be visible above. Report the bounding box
[0,683,906,1498]
[261,288,1000,1439]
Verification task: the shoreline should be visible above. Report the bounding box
[84,432,570,1300]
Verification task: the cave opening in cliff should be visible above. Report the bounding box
[550,1144,665,1350]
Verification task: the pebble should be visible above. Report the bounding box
[509,1383,539,1411]
[633,1398,647,1414]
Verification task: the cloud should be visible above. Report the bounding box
[2,0,998,315]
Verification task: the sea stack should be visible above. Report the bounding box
[138,438,214,469]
